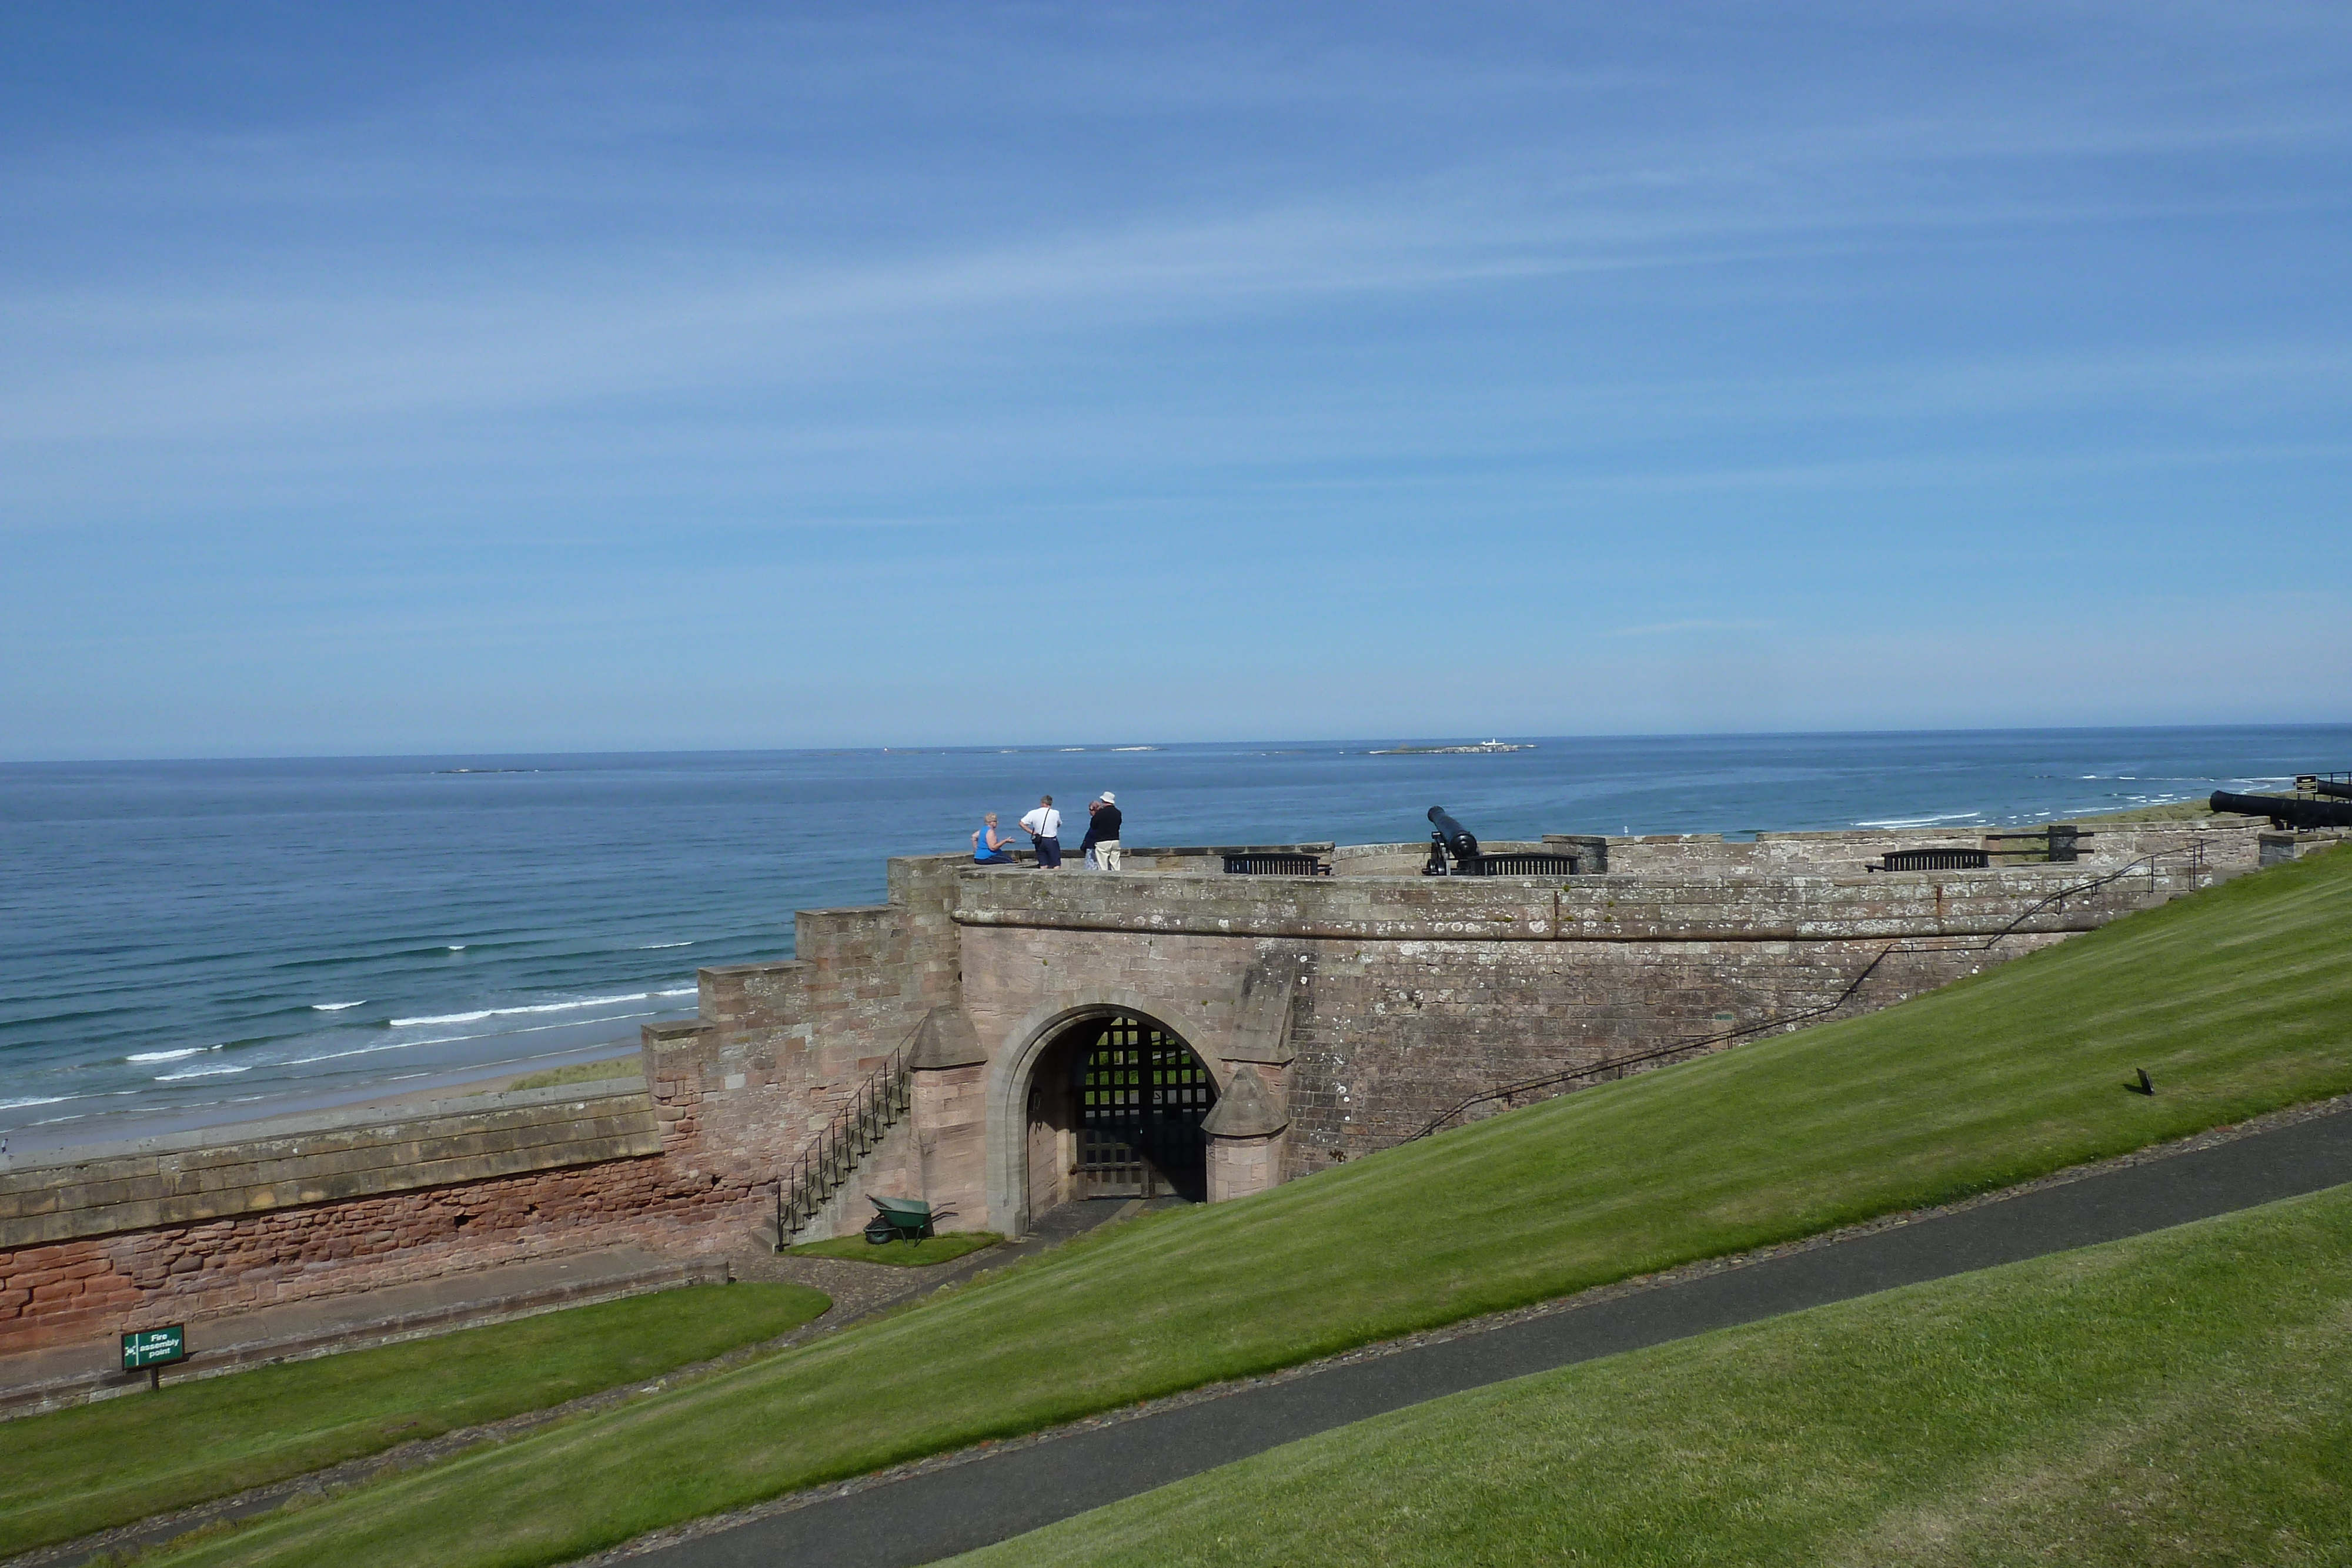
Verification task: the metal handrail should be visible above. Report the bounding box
[771,1040,914,1250]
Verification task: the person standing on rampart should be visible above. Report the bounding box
[1081,792,1123,871]
[1020,795,1064,869]
[973,813,1018,864]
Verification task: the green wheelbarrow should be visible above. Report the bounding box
[864,1195,936,1244]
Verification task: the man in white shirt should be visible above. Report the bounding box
[1018,795,1064,869]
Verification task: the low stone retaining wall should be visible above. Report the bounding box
[0,1081,749,1355]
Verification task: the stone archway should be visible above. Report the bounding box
[986,1002,1225,1235]
[1055,1013,1218,1205]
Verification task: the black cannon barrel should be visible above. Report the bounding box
[2314,779,2352,801]
[2209,790,2352,830]
[1425,805,1481,871]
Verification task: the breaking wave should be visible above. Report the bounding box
[389,989,695,1029]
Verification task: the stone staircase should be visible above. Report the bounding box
[753,1045,913,1251]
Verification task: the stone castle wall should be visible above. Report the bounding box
[1,815,2292,1353]
[0,1082,747,1355]
[950,845,2223,1183]
[640,857,964,1199]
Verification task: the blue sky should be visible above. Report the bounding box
[4,2,2348,758]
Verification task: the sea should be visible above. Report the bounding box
[2,725,2343,1155]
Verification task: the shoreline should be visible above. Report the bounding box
[0,790,2255,1162]
[334,1055,643,1114]
[3,1047,644,1161]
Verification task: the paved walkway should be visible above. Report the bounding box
[617,1105,2352,1567]
[732,1198,1166,1320]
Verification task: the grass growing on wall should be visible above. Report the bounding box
[472,1058,639,1095]
[0,1282,828,1557]
[151,847,2352,1568]
[2074,798,2219,823]
[956,1183,2352,1567]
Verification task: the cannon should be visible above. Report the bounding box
[2309,779,2352,801]
[1422,808,1585,877]
[1424,807,1481,875]
[2209,790,2352,830]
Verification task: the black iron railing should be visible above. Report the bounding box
[1222,852,1332,875]
[771,1042,913,1251]
[1468,852,1582,877]
[1984,825,2093,863]
[1872,848,1990,871]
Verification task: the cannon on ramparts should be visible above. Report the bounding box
[1424,807,1481,875]
[2209,790,2352,830]
[1422,808,1585,877]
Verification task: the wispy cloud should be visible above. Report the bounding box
[1604,620,1780,638]
[2,2,2349,753]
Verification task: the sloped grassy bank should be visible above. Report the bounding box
[159,847,2352,1568]
[0,1283,829,1558]
[960,1181,2352,1567]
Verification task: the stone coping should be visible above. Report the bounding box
[949,855,2206,945]
[0,1078,651,1179]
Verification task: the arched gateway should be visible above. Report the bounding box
[614,840,2218,1253]
[1021,1013,1219,1213]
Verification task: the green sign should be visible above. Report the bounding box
[121,1325,186,1371]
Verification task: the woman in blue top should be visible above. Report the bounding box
[973,813,1018,864]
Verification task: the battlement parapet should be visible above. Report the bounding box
[951,855,2216,944]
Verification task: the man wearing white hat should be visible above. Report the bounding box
[1081,792,1123,871]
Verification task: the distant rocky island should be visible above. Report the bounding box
[1367,741,1536,755]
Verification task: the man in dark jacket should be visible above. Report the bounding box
[1081,792,1124,871]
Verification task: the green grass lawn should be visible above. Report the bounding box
[145,847,2352,1568]
[787,1232,1002,1266]
[0,1282,828,1558]
[957,1180,2352,1567]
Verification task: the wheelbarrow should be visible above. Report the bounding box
[864,1195,936,1244]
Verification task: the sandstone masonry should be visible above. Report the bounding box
[3,815,2307,1356]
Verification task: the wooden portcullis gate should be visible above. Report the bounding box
[1073,1015,1217,1201]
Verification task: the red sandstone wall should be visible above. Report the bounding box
[647,857,965,1198]
[0,1154,754,1356]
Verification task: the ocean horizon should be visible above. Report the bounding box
[4,723,2344,1155]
